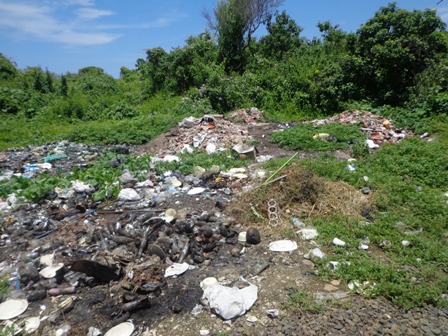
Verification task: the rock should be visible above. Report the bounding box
[324,284,338,292]
[246,227,261,245]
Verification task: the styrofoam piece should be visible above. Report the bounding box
[332,238,346,246]
[39,253,55,267]
[187,187,206,195]
[200,277,219,290]
[104,321,134,336]
[163,155,180,162]
[238,232,247,242]
[203,283,258,320]
[117,188,141,201]
[39,263,64,278]
[23,316,41,333]
[0,299,28,320]
[164,262,190,277]
[268,240,298,252]
[164,208,177,223]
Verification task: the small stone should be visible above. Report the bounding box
[246,315,258,323]
[246,227,261,245]
[331,279,341,286]
[199,330,210,336]
[324,284,338,292]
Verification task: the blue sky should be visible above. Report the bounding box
[0,0,447,78]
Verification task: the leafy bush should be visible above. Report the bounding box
[105,102,140,120]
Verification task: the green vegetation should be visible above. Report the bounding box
[287,288,326,313]
[0,276,9,301]
[270,123,366,151]
[153,149,251,175]
[0,1,447,310]
[297,135,448,309]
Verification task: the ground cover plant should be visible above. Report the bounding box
[270,123,366,151]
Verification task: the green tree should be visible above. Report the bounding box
[60,75,68,96]
[204,0,284,73]
[0,54,18,81]
[260,11,303,60]
[343,3,447,105]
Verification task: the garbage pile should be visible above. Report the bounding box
[305,110,414,148]
[0,140,268,335]
[159,111,263,155]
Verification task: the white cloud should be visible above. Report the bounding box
[76,7,114,20]
[0,0,119,45]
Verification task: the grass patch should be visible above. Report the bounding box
[297,135,448,308]
[287,288,326,313]
[270,123,366,151]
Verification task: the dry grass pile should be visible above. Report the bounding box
[230,165,370,231]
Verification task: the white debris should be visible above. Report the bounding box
[202,282,258,320]
[297,228,318,240]
[187,187,206,195]
[206,143,217,154]
[117,188,141,201]
[0,299,28,320]
[332,238,346,246]
[104,321,134,336]
[269,240,298,252]
[164,262,190,277]
[365,139,379,149]
[200,277,219,290]
[304,248,325,261]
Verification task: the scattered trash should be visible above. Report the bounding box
[402,240,411,247]
[104,321,134,336]
[266,309,279,318]
[187,187,206,195]
[304,248,325,261]
[269,240,298,252]
[332,238,346,247]
[39,263,64,279]
[358,243,369,250]
[366,139,379,149]
[202,280,258,320]
[305,110,413,147]
[0,299,28,320]
[200,277,219,290]
[117,188,141,201]
[23,316,41,334]
[238,232,247,243]
[268,199,280,227]
[246,315,258,323]
[291,218,305,229]
[298,228,319,240]
[164,262,190,277]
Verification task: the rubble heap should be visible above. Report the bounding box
[305,110,414,147]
